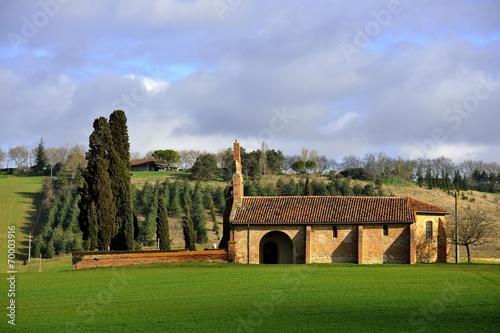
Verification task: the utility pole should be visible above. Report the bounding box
[455,191,459,263]
[28,233,31,263]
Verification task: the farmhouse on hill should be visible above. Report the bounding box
[129,158,177,172]
[220,141,450,264]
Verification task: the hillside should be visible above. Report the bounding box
[130,172,499,260]
[0,173,498,273]
[385,182,499,260]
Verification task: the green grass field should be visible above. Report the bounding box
[0,175,44,273]
[1,262,498,332]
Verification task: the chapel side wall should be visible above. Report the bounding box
[415,215,449,262]
[232,225,305,264]
[310,225,358,263]
[362,224,410,264]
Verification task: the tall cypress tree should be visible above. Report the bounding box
[182,196,196,251]
[109,110,134,250]
[79,117,117,251]
[156,194,170,251]
[168,180,182,218]
[192,182,208,244]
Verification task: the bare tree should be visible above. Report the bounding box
[8,146,29,170]
[260,141,267,175]
[415,233,437,263]
[0,148,5,168]
[447,205,497,263]
[178,149,201,169]
[316,155,332,174]
[301,147,309,162]
[130,151,142,159]
[340,154,363,171]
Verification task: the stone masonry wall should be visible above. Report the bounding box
[233,225,305,264]
[310,225,358,263]
[362,224,410,264]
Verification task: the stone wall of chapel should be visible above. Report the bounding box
[361,224,410,264]
[232,225,305,264]
[309,225,358,263]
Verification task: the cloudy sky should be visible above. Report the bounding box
[1,0,499,162]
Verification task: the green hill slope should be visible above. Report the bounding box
[0,175,44,272]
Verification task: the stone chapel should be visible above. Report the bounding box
[220,141,450,264]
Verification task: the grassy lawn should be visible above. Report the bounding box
[0,175,44,273]
[1,262,498,332]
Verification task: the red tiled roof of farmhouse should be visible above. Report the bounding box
[232,196,449,225]
[130,158,156,166]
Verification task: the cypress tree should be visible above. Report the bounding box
[169,180,182,218]
[304,177,312,196]
[79,117,117,251]
[156,194,170,251]
[192,182,208,244]
[182,196,196,250]
[213,187,226,214]
[109,110,134,250]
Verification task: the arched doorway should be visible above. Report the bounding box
[259,231,293,264]
[263,241,278,264]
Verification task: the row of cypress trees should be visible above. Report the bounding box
[78,110,135,251]
[132,179,225,248]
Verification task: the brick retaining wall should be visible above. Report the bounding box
[73,250,228,269]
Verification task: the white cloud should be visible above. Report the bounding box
[321,111,359,134]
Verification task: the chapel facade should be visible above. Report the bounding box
[220,141,450,264]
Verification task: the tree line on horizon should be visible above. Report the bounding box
[2,135,500,194]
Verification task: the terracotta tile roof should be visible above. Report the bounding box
[232,196,448,225]
[407,198,449,214]
[130,158,157,166]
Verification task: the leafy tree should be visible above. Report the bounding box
[153,149,180,168]
[283,179,298,196]
[34,138,49,173]
[311,179,329,196]
[156,194,170,251]
[305,160,317,174]
[291,160,306,174]
[191,153,218,181]
[447,205,497,263]
[266,149,286,174]
[242,149,261,179]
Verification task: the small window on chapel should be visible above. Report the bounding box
[426,221,433,240]
[383,224,388,236]
[333,226,338,238]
